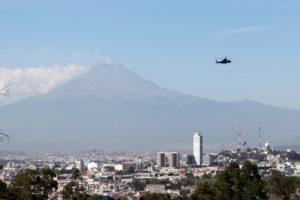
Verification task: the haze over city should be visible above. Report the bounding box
[0,1,299,152]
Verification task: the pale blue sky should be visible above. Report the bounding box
[1,0,300,108]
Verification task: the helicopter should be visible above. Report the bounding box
[216,57,231,64]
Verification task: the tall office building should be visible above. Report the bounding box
[75,160,84,170]
[181,154,196,165]
[193,132,203,166]
[157,152,179,168]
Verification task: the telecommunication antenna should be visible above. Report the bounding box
[238,126,242,150]
[258,126,262,149]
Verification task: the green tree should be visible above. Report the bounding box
[172,196,188,200]
[0,179,7,200]
[62,180,102,200]
[131,179,145,191]
[214,161,266,200]
[71,169,81,181]
[87,194,103,200]
[240,161,265,200]
[190,181,215,200]
[8,169,42,200]
[264,170,299,200]
[62,180,88,200]
[214,162,241,200]
[179,173,202,187]
[144,193,171,200]
[7,169,57,200]
[63,167,102,200]
[191,162,266,200]
[61,181,76,199]
[40,168,58,196]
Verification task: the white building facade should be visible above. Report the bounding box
[193,132,203,166]
[75,160,84,170]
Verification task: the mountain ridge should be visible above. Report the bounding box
[0,64,299,151]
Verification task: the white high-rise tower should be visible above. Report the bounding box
[193,132,203,166]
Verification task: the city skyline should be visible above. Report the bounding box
[0,1,299,198]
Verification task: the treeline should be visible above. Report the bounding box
[0,168,102,200]
[143,161,300,200]
[0,168,58,200]
[0,162,299,200]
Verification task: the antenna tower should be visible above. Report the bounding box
[238,126,242,150]
[258,126,262,149]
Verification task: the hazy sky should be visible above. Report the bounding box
[0,0,300,108]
